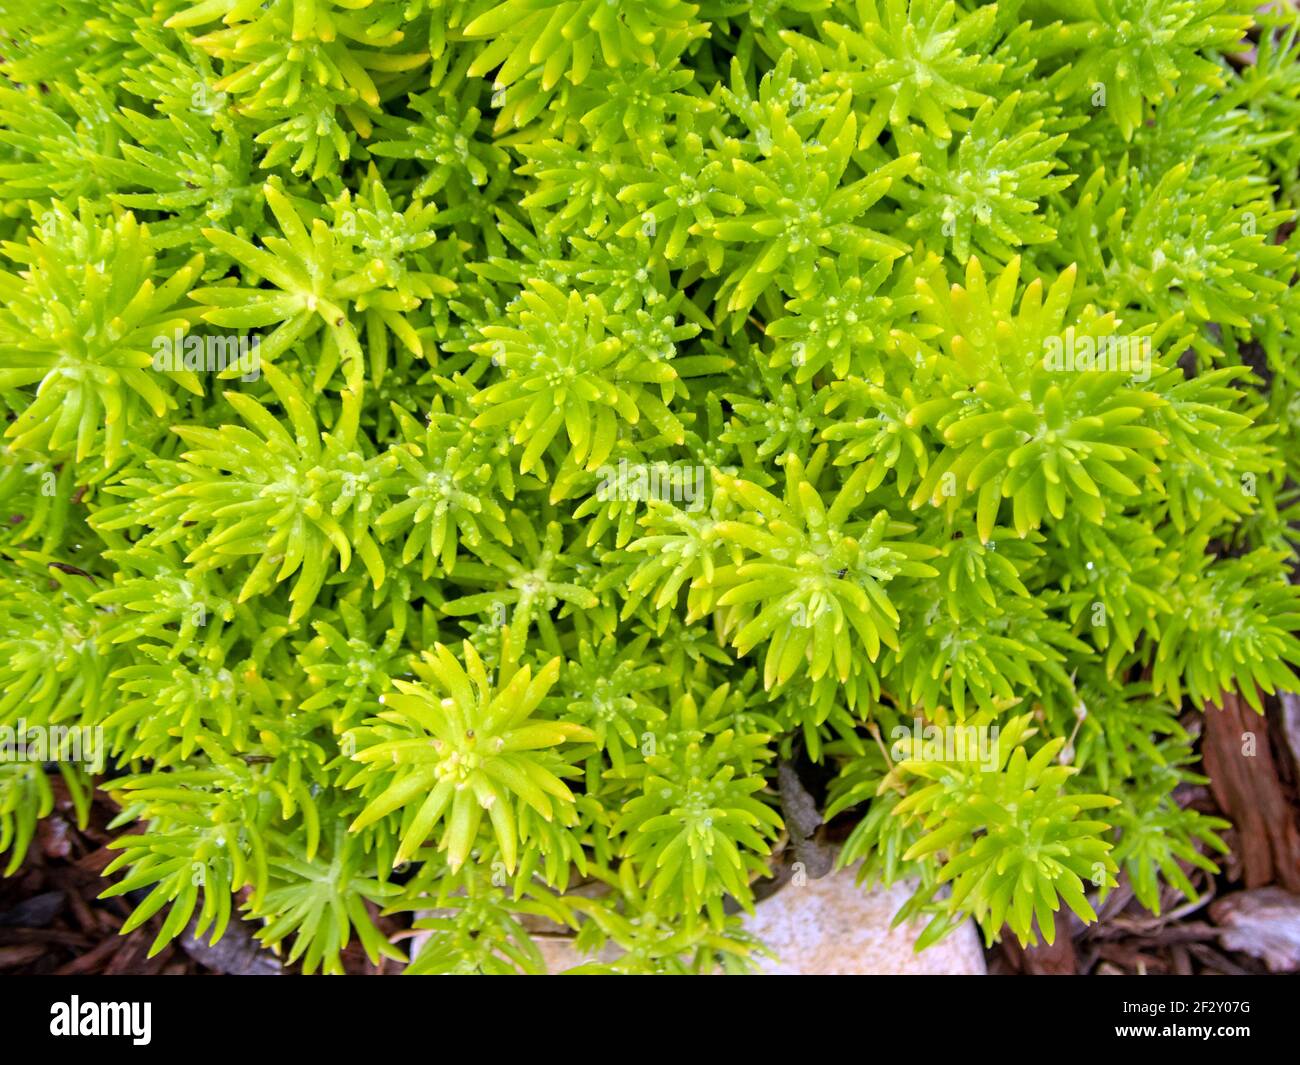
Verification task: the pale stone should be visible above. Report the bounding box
[414,869,987,974]
[741,872,987,975]
[529,872,986,974]
[535,935,616,973]
[1211,887,1300,972]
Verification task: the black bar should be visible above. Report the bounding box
[2,973,1291,1051]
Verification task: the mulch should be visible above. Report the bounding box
[991,693,1300,976]
[0,777,405,975]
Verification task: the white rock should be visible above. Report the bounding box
[1211,887,1300,972]
[741,871,986,975]
[531,871,986,974]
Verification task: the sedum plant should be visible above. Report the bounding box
[1,0,1299,975]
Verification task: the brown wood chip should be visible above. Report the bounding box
[0,944,49,969]
[1202,691,1300,892]
[1211,887,1300,972]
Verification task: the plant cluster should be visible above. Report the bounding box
[2,0,1299,972]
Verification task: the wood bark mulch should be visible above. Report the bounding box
[991,692,1300,976]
